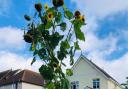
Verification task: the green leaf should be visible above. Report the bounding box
[42,29,50,40]
[64,10,73,20]
[74,28,85,41]
[30,42,36,51]
[73,20,85,41]
[45,21,52,29]
[31,57,36,65]
[55,12,62,23]
[46,82,55,89]
[71,19,83,29]
[38,48,47,59]
[50,32,64,49]
[37,21,52,30]
[66,69,73,76]
[62,5,67,11]
[61,78,70,89]
[37,24,44,31]
[39,65,54,80]
[74,41,81,50]
[33,50,38,56]
[60,22,67,31]
[57,51,65,61]
[57,40,69,60]
[70,55,74,65]
[61,40,70,49]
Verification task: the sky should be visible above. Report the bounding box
[0,0,128,84]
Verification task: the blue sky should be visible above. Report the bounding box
[0,0,128,83]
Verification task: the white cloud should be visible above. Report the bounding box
[71,0,128,18]
[79,30,118,55]
[0,51,43,72]
[75,28,128,83]
[69,0,128,84]
[0,26,25,50]
[0,26,43,73]
[0,0,12,16]
[77,28,127,83]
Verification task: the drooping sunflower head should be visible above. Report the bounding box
[47,12,54,21]
[35,3,42,12]
[44,3,49,11]
[74,10,81,18]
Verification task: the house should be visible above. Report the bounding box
[68,55,122,89]
[0,69,44,89]
[0,55,122,89]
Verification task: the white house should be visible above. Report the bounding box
[0,69,44,89]
[68,55,122,89]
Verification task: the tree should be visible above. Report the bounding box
[23,0,86,89]
[121,77,128,89]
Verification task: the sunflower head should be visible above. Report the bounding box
[79,15,85,22]
[44,3,49,11]
[48,12,54,21]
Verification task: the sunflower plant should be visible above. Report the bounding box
[23,0,86,89]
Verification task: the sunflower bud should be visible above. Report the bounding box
[53,63,58,68]
[52,0,64,7]
[35,3,42,12]
[24,34,33,43]
[24,15,31,21]
[24,30,33,43]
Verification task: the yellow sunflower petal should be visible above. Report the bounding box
[44,3,49,11]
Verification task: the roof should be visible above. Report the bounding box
[0,69,44,86]
[72,54,121,87]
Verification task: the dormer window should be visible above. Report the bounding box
[93,79,100,89]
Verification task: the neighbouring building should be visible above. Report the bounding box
[0,69,44,89]
[68,55,122,89]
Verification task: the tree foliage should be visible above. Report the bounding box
[23,0,86,89]
[121,77,128,89]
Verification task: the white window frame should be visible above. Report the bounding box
[12,84,16,89]
[71,81,79,89]
[93,79,100,89]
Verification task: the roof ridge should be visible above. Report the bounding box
[0,69,12,80]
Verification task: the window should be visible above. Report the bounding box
[12,84,14,89]
[93,79,100,89]
[71,81,79,89]
[12,84,17,89]
[0,86,4,89]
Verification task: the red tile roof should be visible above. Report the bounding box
[0,69,44,86]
